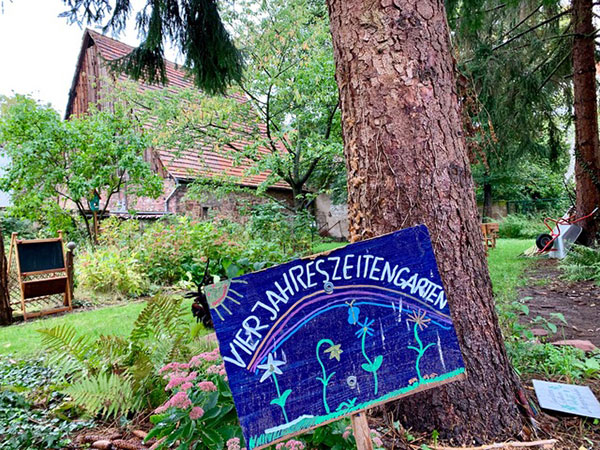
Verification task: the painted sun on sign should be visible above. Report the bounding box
[207,225,466,449]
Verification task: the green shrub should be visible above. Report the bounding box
[38,295,207,419]
[77,210,322,295]
[560,245,600,284]
[0,213,37,239]
[498,214,545,239]
[137,216,246,284]
[248,203,316,255]
[507,341,600,381]
[0,357,93,449]
[77,245,149,297]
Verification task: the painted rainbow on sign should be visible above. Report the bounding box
[247,284,452,372]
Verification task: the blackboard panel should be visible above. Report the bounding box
[17,241,65,274]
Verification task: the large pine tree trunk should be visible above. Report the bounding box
[326,0,523,443]
[0,232,12,326]
[572,0,600,243]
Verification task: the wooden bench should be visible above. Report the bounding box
[481,222,499,251]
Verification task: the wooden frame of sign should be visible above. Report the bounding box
[8,232,73,320]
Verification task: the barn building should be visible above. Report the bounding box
[65,29,298,222]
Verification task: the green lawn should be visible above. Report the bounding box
[487,238,534,303]
[0,298,195,357]
[312,241,347,253]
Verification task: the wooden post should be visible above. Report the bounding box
[0,230,12,325]
[7,232,16,275]
[13,237,27,320]
[93,211,99,244]
[65,242,76,308]
[351,412,373,450]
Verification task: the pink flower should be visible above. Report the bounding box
[153,390,192,413]
[227,437,241,450]
[370,429,383,447]
[198,381,217,391]
[342,426,352,440]
[180,382,193,391]
[170,391,192,409]
[165,371,198,391]
[189,406,204,420]
[189,348,221,366]
[159,362,190,374]
[206,363,225,374]
[153,404,168,414]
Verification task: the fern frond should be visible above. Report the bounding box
[124,354,160,411]
[130,294,187,344]
[65,372,135,419]
[96,335,130,369]
[560,245,600,283]
[37,325,98,374]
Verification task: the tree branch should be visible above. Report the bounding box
[324,102,339,140]
[492,9,571,52]
[500,3,543,40]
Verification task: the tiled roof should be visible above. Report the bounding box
[75,29,290,190]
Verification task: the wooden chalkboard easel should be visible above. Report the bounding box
[8,232,73,320]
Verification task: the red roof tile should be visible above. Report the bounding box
[73,29,290,190]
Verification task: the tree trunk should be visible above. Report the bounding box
[572,0,600,243]
[326,0,523,444]
[482,178,493,222]
[0,232,12,325]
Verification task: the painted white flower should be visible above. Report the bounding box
[257,353,286,383]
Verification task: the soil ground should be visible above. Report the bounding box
[518,259,600,347]
[516,258,600,450]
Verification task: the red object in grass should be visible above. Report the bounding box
[535,207,598,254]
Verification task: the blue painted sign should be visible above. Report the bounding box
[207,225,466,449]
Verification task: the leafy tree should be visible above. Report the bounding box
[0,95,163,241]
[116,0,344,211]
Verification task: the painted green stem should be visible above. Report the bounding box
[407,323,435,382]
[316,339,335,414]
[361,329,379,395]
[272,374,289,422]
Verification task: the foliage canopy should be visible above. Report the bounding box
[0,94,162,239]
[114,0,345,211]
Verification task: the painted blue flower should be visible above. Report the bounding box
[355,318,375,339]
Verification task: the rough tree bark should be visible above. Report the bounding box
[0,232,12,325]
[326,0,523,444]
[572,0,600,243]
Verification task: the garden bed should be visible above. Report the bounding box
[518,259,600,347]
